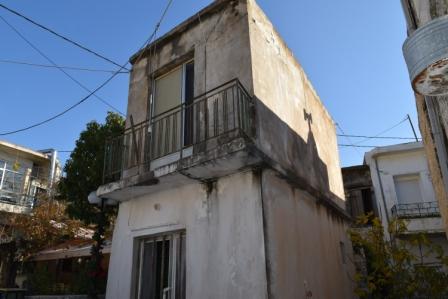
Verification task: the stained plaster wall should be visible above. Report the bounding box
[402,0,448,33]
[415,94,448,236]
[126,0,253,130]
[401,0,448,237]
[246,0,345,208]
[106,171,268,299]
[261,169,355,299]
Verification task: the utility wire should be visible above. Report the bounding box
[337,134,420,140]
[0,59,129,74]
[353,117,408,145]
[336,123,363,156]
[338,144,379,148]
[0,14,125,116]
[0,0,174,136]
[0,3,129,71]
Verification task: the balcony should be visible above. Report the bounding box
[100,79,258,198]
[0,166,48,213]
[0,190,36,207]
[391,202,440,219]
[391,201,444,233]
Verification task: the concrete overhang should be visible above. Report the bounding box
[403,15,448,96]
[96,138,262,201]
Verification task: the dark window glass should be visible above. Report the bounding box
[135,232,186,299]
[184,62,194,146]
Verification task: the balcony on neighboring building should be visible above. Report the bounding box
[391,201,444,233]
[391,201,440,219]
[98,79,259,200]
[0,163,49,214]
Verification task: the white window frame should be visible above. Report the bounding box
[132,230,186,299]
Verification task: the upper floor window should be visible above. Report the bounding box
[151,61,195,155]
[152,61,194,116]
[393,174,423,205]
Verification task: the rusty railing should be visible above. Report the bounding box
[391,201,440,219]
[103,79,254,183]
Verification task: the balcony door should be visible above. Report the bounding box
[152,61,194,160]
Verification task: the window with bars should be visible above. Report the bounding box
[133,231,186,299]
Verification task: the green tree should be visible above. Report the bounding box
[57,112,124,298]
[350,214,448,298]
[58,112,124,224]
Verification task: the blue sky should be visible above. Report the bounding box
[0,0,418,167]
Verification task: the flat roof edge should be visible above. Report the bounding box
[0,140,50,161]
[130,0,232,65]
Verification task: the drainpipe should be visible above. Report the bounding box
[372,156,391,230]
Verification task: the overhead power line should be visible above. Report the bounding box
[0,59,129,74]
[0,14,125,116]
[353,117,409,145]
[335,123,363,156]
[337,134,421,140]
[0,3,129,71]
[0,70,121,136]
[338,144,378,148]
[0,0,174,136]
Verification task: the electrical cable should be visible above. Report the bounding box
[0,15,125,116]
[0,3,130,71]
[336,123,363,156]
[353,117,408,145]
[337,134,420,140]
[0,58,129,74]
[338,144,379,148]
[0,0,174,136]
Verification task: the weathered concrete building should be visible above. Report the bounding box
[343,142,448,274]
[364,142,448,259]
[401,0,448,236]
[97,1,355,298]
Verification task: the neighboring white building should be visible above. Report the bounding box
[365,142,448,263]
[0,140,60,215]
[97,1,355,298]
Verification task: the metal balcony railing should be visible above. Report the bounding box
[0,165,48,208]
[391,202,440,219]
[103,79,254,183]
[0,189,35,207]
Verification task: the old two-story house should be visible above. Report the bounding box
[97,0,355,298]
[364,142,448,263]
[0,140,59,215]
